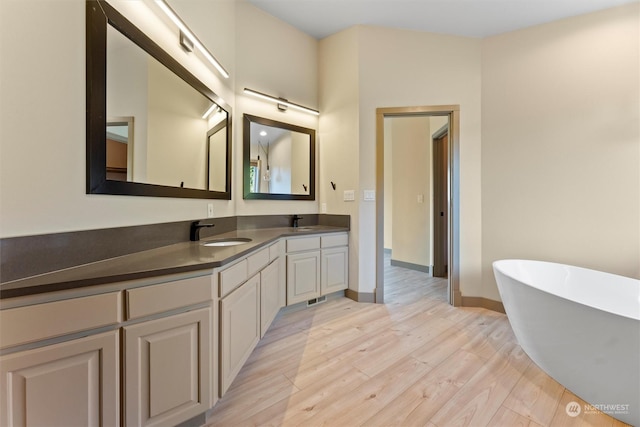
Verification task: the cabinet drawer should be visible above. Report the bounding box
[247,247,270,278]
[0,292,122,349]
[286,236,320,253]
[219,259,248,297]
[321,233,348,248]
[127,275,212,320]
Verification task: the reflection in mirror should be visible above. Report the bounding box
[106,24,224,190]
[207,113,228,192]
[243,115,315,200]
[87,0,231,199]
[106,117,133,181]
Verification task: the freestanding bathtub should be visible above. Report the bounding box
[493,259,639,426]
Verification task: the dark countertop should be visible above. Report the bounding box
[0,226,348,299]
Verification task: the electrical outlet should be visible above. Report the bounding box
[417,194,424,203]
[207,203,214,218]
[321,203,327,213]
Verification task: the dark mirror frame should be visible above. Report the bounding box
[86,0,232,199]
[243,114,316,201]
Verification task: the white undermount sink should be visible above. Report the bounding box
[203,237,252,247]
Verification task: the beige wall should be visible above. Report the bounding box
[318,28,361,293]
[234,0,319,216]
[0,0,318,238]
[383,118,393,249]
[389,116,432,267]
[359,27,483,295]
[481,3,640,300]
[319,26,483,295]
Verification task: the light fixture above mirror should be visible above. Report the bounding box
[153,0,229,79]
[244,88,319,116]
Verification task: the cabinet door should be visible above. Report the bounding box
[220,274,260,396]
[124,307,211,427]
[286,251,320,305]
[260,260,281,338]
[0,330,119,427]
[321,246,349,295]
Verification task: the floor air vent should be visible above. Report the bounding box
[307,295,327,307]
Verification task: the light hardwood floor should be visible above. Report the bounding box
[205,258,629,426]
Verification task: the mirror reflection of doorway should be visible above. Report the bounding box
[376,105,460,306]
[106,117,134,182]
[206,120,228,192]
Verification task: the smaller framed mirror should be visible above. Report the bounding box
[243,115,315,200]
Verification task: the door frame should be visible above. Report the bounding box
[375,105,461,306]
[432,124,449,278]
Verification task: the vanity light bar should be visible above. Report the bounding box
[154,0,230,79]
[202,104,217,119]
[244,88,320,116]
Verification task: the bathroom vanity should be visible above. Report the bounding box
[0,226,348,427]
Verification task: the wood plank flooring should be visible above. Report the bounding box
[205,257,629,426]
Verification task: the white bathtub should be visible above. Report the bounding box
[493,259,639,426]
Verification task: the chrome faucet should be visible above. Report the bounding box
[190,221,215,241]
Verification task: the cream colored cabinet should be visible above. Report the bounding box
[217,241,283,397]
[220,274,260,396]
[286,251,321,305]
[286,233,349,305]
[0,330,120,427]
[260,259,281,338]
[0,291,122,427]
[123,273,214,427]
[320,233,349,295]
[124,307,211,427]
[321,246,349,294]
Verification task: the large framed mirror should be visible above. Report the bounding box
[243,115,315,200]
[86,0,232,199]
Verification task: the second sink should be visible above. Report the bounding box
[203,237,252,247]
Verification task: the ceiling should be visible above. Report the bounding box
[247,0,638,39]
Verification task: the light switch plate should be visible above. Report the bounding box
[364,190,375,201]
[343,190,355,201]
[321,203,327,213]
[417,194,424,203]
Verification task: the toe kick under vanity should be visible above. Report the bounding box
[0,224,349,427]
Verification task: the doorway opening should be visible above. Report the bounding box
[375,106,461,306]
